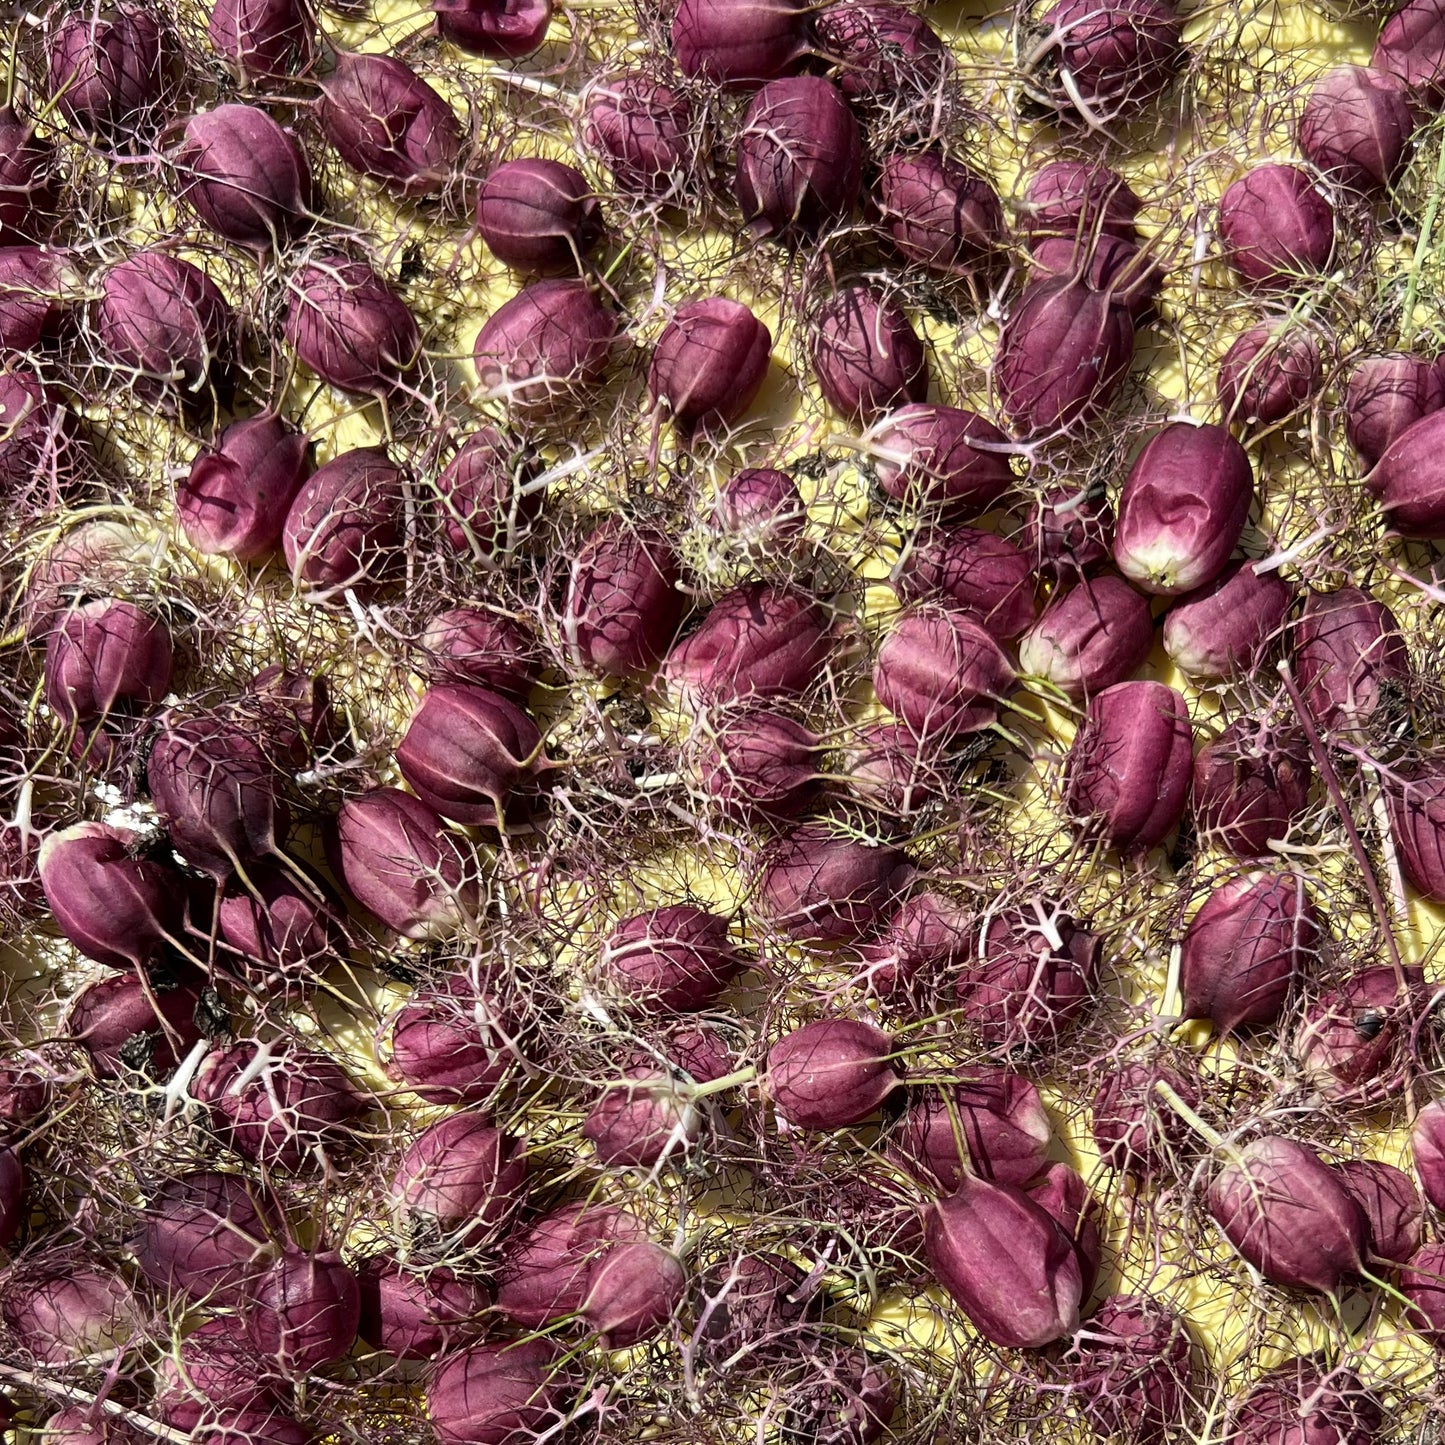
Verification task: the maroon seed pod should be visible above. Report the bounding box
[3,1263,138,1365]
[1162,561,1293,682]
[1208,1136,1366,1292]
[690,708,820,821]
[1374,0,1445,96]
[98,250,233,405]
[390,1114,529,1249]
[1334,1158,1422,1265]
[1290,586,1410,732]
[433,426,540,556]
[477,158,602,274]
[1192,719,1312,858]
[494,1202,643,1327]
[131,1171,278,1307]
[735,77,863,238]
[1388,756,1445,902]
[1021,161,1141,244]
[243,665,334,768]
[472,278,617,414]
[1090,1061,1197,1178]
[850,890,972,999]
[925,1175,1083,1349]
[672,0,810,86]
[598,904,740,1013]
[318,52,463,196]
[23,517,164,642]
[1028,233,1163,317]
[0,1061,51,1141]
[0,246,72,351]
[356,1255,489,1360]
[1295,967,1422,1105]
[1218,165,1335,286]
[282,445,404,600]
[0,110,58,242]
[1345,352,1445,469]
[327,787,479,940]
[870,402,1015,519]
[1179,871,1319,1033]
[1217,321,1324,430]
[43,1405,149,1444]
[666,1024,736,1083]
[395,683,543,828]
[38,821,182,968]
[46,4,171,139]
[1031,0,1184,120]
[755,819,913,943]
[190,1408,311,1445]
[1415,1099,1445,1212]
[582,1240,686,1345]
[217,864,344,985]
[1369,407,1445,537]
[65,972,204,1080]
[765,1018,900,1128]
[875,151,1005,276]
[891,1070,1051,1190]
[649,297,772,438]
[420,607,543,697]
[873,604,1016,742]
[1064,680,1193,854]
[995,278,1136,434]
[1229,1358,1383,1445]
[0,369,80,515]
[284,259,420,395]
[245,1249,359,1374]
[843,720,947,815]
[811,285,929,423]
[713,466,807,551]
[564,519,684,676]
[178,415,310,562]
[1016,573,1153,699]
[1114,421,1253,594]
[697,1251,813,1354]
[44,598,173,732]
[426,1340,564,1445]
[208,0,313,81]
[382,970,522,1105]
[153,1317,278,1421]
[1403,1241,1445,1348]
[1022,485,1114,578]
[434,0,553,60]
[584,1062,700,1167]
[1298,64,1414,194]
[813,2,952,105]
[581,74,693,202]
[0,1147,24,1246]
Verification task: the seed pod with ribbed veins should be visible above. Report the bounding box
[0,1148,22,1247]
[284,259,420,395]
[1192,719,1312,858]
[844,721,947,815]
[690,709,819,821]
[814,2,952,104]
[1022,161,1141,243]
[1218,321,1324,429]
[1347,353,1445,469]
[1029,233,1163,316]
[0,1063,50,1142]
[810,286,928,423]
[1023,486,1114,578]
[598,904,740,1013]
[564,520,683,676]
[1229,1358,1383,1445]
[766,1018,900,1129]
[1299,65,1415,193]
[420,607,543,697]
[0,247,71,351]
[153,1316,280,1421]
[65,973,205,1081]
[282,445,404,600]
[3,1262,139,1366]
[477,159,602,274]
[245,1249,359,1374]
[667,1025,736,1083]
[1373,0,1445,96]
[1369,407,1445,537]
[1090,1061,1197,1178]
[1335,1158,1422,1265]
[46,5,172,139]
[1291,586,1410,732]
[713,466,807,551]
[208,0,312,81]
[243,665,334,768]
[426,1340,564,1445]
[1414,1100,1445,1214]
[649,298,772,438]
[44,598,172,732]
[434,0,553,60]
[582,74,692,201]
[1297,966,1423,1105]
[870,402,1014,518]
[1162,561,1292,681]
[876,151,1005,276]
[1017,573,1153,699]
[672,0,810,86]
[433,427,540,556]
[1030,0,1184,121]
[1389,756,1445,901]
[356,1255,489,1361]
[218,863,344,986]
[851,890,971,999]
[891,1070,1051,1190]
[584,1063,700,1167]
[892,527,1036,639]
[494,1203,643,1328]
[0,111,57,242]
[582,1241,686,1345]
[0,369,81,508]
[1219,165,1335,285]
[391,1114,529,1250]
[24,519,163,641]
[1403,1241,1445,1347]
[383,972,521,1106]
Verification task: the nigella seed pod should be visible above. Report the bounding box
[318,52,463,196]
[1218,165,1335,286]
[0,1062,51,1141]
[875,151,1006,276]
[870,402,1014,519]
[390,1113,529,1249]
[581,74,694,203]
[473,278,617,415]
[434,0,553,60]
[1028,233,1163,317]
[1298,65,1415,194]
[65,973,205,1081]
[1388,756,1445,902]
[1162,561,1293,682]
[814,2,952,105]
[1114,421,1253,594]
[477,158,602,274]
[382,971,523,1106]
[153,1316,277,1421]
[356,1255,489,1360]
[1368,407,1445,537]
[0,1147,24,1246]
[1090,1061,1197,1178]
[851,890,971,999]
[672,0,810,87]
[0,369,81,510]
[564,520,684,676]
[582,1240,686,1346]
[1179,871,1320,1033]
[282,445,404,600]
[1208,1136,1366,1292]
[0,247,72,351]
[1217,321,1325,430]
[178,415,310,562]
[649,298,772,438]
[1016,573,1153,699]
[1403,1242,1445,1348]
[433,427,540,557]
[1064,681,1193,855]
[1290,586,1410,733]
[46,4,172,140]
[666,1024,736,1083]
[1374,0,1445,96]
[697,1250,814,1356]
[243,665,335,769]
[995,278,1136,434]
[1023,486,1114,578]
[1416,1100,1445,1213]
[44,597,173,732]
[0,110,58,243]
[891,1070,1051,1190]
[2,1262,139,1365]
[218,863,344,986]
[810,286,928,424]
[735,77,863,238]
[583,1063,700,1167]
[1229,1358,1383,1445]
[208,0,313,81]
[597,904,740,1013]
[426,1340,564,1445]
[1021,161,1141,244]
[1296,966,1422,1104]
[327,787,480,940]
[420,607,543,698]
[284,258,420,396]
[1192,719,1312,858]
[765,1018,900,1129]
[495,1204,647,1329]
[844,721,947,816]
[713,466,807,552]
[245,1249,359,1375]
[23,516,165,641]
[1346,353,1445,469]
[892,527,1036,640]
[689,709,820,821]
[925,1176,1083,1349]
[1029,0,1184,122]
[1334,1159,1422,1264]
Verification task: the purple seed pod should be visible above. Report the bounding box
[0,110,58,242]
[1023,485,1114,578]
[131,1171,278,1307]
[1374,0,1445,96]
[851,890,972,998]
[582,1240,686,1345]
[65,973,204,1080]
[1162,561,1293,682]
[433,426,540,556]
[1369,406,1445,537]
[1021,161,1141,244]
[1030,0,1184,121]
[1218,165,1335,285]
[45,4,171,139]
[1062,1294,1194,1445]
[735,77,863,238]
[426,1340,564,1445]
[1028,233,1163,317]
[583,1062,700,1167]
[178,415,310,562]
[383,972,520,1107]
[147,716,288,877]
[870,402,1015,519]
[697,1250,813,1355]
[1290,586,1410,732]
[1334,1158,1422,1264]
[1192,719,1312,858]
[1180,871,1319,1033]
[495,1202,643,1327]
[1114,421,1252,594]
[420,608,542,698]
[473,278,617,415]
[1345,352,1445,469]
[1034,1158,1106,1299]
[666,583,833,710]
[891,1070,1051,1190]
[477,158,602,274]
[434,0,553,60]
[1064,680,1193,854]
[38,821,182,968]
[218,864,343,986]
[0,1061,51,1141]
[44,598,173,731]
[672,0,810,86]
[23,517,163,641]
[995,278,1136,434]
[2,1262,138,1365]
[284,258,420,395]
[649,297,772,438]
[97,250,234,404]
[1016,573,1153,699]
[1217,321,1324,429]
[1297,969,1424,1105]
[1298,65,1415,194]
[208,0,313,81]
[327,787,479,940]
[844,720,947,815]
[713,466,807,551]
[282,445,404,600]
[1229,1358,1383,1445]
[955,905,1101,1051]
[0,1147,24,1246]
[893,527,1036,637]
[0,246,72,351]
[925,1175,1083,1349]
[813,2,952,106]
[598,904,740,1013]
[1389,757,1445,902]
[0,366,76,488]
[1403,1241,1445,1348]
[245,1249,359,1374]
[395,683,543,828]
[1415,1099,1445,1211]
[318,52,463,196]
[755,819,913,943]
[390,1113,528,1248]
[666,1024,736,1083]
[765,1017,900,1128]
[873,605,1016,742]
[190,1408,311,1445]
[356,1255,489,1360]
[581,74,693,202]
[243,665,334,768]
[1208,1136,1366,1292]
[1090,1061,1198,1178]
[690,708,820,821]
[564,519,683,676]
[810,285,929,423]
[43,1404,149,1444]
[153,1317,278,1421]
[875,151,1006,276]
